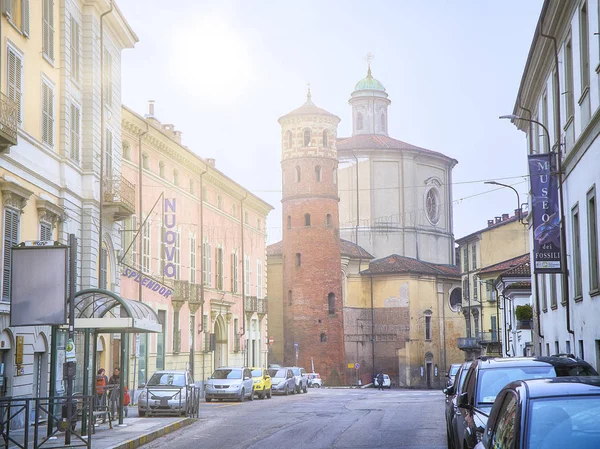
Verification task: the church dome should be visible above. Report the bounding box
[354,67,386,92]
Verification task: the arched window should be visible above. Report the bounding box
[328,292,335,314]
[295,166,301,183]
[303,129,311,146]
[288,290,292,305]
[424,310,432,341]
[322,130,328,147]
[142,152,149,170]
[173,169,179,186]
[189,179,194,194]
[159,161,165,178]
[217,195,223,210]
[232,203,237,217]
[244,211,248,224]
[304,213,311,227]
[286,130,292,148]
[326,214,332,228]
[122,141,130,160]
[449,288,461,312]
[332,168,337,185]
[315,165,322,182]
[320,333,327,343]
[356,112,363,130]
[381,113,386,132]
[296,253,301,267]
[287,215,291,230]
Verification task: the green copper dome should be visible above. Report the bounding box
[354,67,386,92]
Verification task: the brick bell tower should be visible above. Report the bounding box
[278,88,345,385]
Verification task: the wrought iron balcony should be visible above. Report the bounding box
[0,93,18,153]
[244,296,268,314]
[476,331,500,343]
[103,176,135,220]
[457,337,480,350]
[517,320,532,330]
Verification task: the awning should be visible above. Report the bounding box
[73,289,162,333]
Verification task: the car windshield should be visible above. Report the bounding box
[450,365,460,376]
[477,366,555,404]
[147,372,186,387]
[251,369,262,377]
[457,366,469,392]
[211,369,242,380]
[526,396,600,448]
[272,369,287,378]
[291,368,300,375]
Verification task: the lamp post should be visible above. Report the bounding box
[499,114,551,153]
[484,181,521,222]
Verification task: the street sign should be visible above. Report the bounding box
[269,336,274,345]
[355,363,360,369]
[294,342,298,348]
[347,363,355,369]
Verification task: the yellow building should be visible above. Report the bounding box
[455,212,529,359]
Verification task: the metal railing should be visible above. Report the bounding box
[0,395,93,449]
[0,92,18,149]
[103,176,135,213]
[244,296,268,314]
[476,331,500,343]
[457,337,480,350]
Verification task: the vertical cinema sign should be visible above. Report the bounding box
[164,198,177,277]
[528,153,561,273]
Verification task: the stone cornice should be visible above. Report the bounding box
[1,180,33,212]
[36,200,64,227]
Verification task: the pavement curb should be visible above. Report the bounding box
[105,417,196,449]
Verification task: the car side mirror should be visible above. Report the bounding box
[139,383,145,389]
[457,392,470,409]
[443,386,454,395]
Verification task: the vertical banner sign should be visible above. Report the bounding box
[528,154,561,273]
[164,198,177,277]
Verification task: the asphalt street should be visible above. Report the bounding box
[141,387,446,449]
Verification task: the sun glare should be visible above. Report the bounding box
[170,18,254,104]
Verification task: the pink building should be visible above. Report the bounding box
[120,103,272,385]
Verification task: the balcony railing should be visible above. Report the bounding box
[0,92,18,153]
[476,331,500,343]
[517,320,532,330]
[457,337,480,350]
[103,176,135,220]
[244,296,268,314]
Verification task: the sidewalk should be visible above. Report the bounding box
[93,407,196,449]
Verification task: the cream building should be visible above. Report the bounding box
[0,0,136,425]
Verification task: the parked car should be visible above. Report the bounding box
[444,362,472,449]
[250,367,272,399]
[446,363,462,388]
[453,356,598,449]
[307,373,322,388]
[475,377,600,449]
[138,370,195,417]
[269,368,295,395]
[287,367,308,393]
[373,373,391,389]
[204,367,254,402]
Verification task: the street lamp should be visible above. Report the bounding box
[499,114,551,152]
[484,181,521,222]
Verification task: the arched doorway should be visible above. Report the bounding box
[214,315,228,368]
[0,329,14,397]
[425,352,434,389]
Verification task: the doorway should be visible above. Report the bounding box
[214,316,227,368]
[425,352,433,389]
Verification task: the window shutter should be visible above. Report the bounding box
[42,82,54,146]
[70,103,80,161]
[7,49,22,123]
[3,209,19,301]
[207,243,212,287]
[40,222,52,241]
[3,0,12,18]
[22,0,29,36]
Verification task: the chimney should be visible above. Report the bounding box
[515,208,521,218]
[502,213,509,221]
[147,100,155,117]
[206,158,216,167]
[173,130,182,144]
[488,220,495,227]
[495,216,501,223]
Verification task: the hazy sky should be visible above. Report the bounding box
[118,0,543,248]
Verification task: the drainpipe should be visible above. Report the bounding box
[198,167,207,334]
[502,294,510,357]
[240,192,248,365]
[352,152,360,245]
[98,1,113,288]
[370,275,375,380]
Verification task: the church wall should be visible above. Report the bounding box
[266,255,284,365]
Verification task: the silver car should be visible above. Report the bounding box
[138,370,194,417]
[204,367,254,402]
[269,368,296,395]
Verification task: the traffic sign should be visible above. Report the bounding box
[355,363,360,369]
[294,342,298,348]
[269,336,274,345]
[347,363,355,369]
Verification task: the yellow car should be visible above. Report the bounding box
[250,367,272,399]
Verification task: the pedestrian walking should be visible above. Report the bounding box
[377,372,384,391]
[108,367,121,418]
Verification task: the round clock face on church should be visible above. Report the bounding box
[425,188,440,225]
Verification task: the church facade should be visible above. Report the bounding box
[267,67,463,388]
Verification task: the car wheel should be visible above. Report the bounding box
[267,388,272,399]
[284,385,289,396]
[248,388,254,401]
[238,389,245,402]
[205,397,212,403]
[303,383,308,393]
[138,409,146,417]
[258,392,264,399]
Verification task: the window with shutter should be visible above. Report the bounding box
[131,215,138,267]
[99,247,107,290]
[70,103,80,162]
[104,129,113,177]
[42,0,54,62]
[244,256,250,296]
[142,217,151,274]
[190,235,196,283]
[216,246,223,290]
[70,17,81,82]
[7,47,23,124]
[22,0,29,36]
[42,81,54,146]
[231,251,239,293]
[256,260,262,298]
[206,242,212,286]
[174,228,181,280]
[2,209,20,302]
[157,220,163,274]
[40,222,52,241]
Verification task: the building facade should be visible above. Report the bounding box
[510,0,600,370]
[121,104,272,386]
[0,0,136,425]
[455,214,529,360]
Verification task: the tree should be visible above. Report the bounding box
[515,304,533,321]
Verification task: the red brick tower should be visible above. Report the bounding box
[278,89,345,385]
